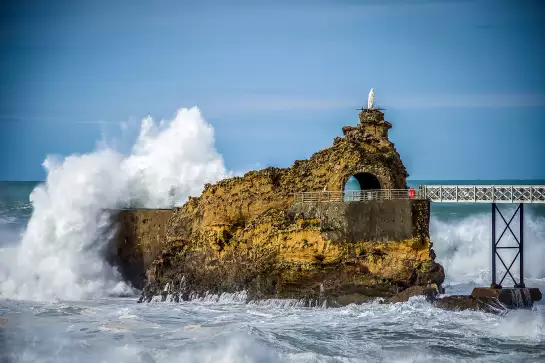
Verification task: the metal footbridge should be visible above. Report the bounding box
[420,185,545,204]
[294,185,545,289]
[421,185,544,289]
[294,185,545,204]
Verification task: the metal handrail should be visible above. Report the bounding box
[293,189,420,203]
[293,185,545,204]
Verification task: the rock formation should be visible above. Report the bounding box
[132,109,444,305]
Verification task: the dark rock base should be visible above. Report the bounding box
[376,285,543,315]
[138,283,541,316]
[471,287,542,309]
[389,285,440,303]
[433,296,507,315]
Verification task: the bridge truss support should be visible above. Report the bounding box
[491,203,524,288]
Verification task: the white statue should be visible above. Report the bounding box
[368,88,375,109]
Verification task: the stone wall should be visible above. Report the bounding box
[114,209,173,289]
[288,199,430,243]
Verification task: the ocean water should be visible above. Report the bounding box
[0,110,544,362]
[1,180,544,363]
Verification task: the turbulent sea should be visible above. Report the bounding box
[1,180,544,363]
[0,111,544,362]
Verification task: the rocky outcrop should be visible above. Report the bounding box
[130,110,443,305]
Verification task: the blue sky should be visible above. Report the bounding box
[1,0,544,181]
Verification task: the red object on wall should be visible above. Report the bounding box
[409,188,415,199]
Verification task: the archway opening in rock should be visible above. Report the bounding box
[343,172,381,201]
[347,172,381,190]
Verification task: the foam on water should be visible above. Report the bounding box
[2,296,543,363]
[431,210,545,286]
[0,107,228,301]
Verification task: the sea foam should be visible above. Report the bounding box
[0,107,227,301]
[431,210,545,286]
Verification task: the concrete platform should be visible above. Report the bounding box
[471,287,542,309]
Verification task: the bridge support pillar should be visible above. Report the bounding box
[491,203,525,288]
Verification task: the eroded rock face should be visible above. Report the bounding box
[135,110,443,305]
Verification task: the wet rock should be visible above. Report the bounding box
[325,293,376,307]
[471,287,541,309]
[389,285,439,303]
[434,295,507,314]
[415,262,445,287]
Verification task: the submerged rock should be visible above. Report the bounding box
[389,284,441,303]
[434,296,508,315]
[388,287,508,315]
[471,287,541,309]
[388,285,540,315]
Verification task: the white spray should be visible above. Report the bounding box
[0,107,228,301]
[431,211,545,286]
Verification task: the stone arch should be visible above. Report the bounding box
[343,172,381,191]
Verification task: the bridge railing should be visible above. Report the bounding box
[293,189,420,203]
[293,186,545,204]
[421,185,545,203]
